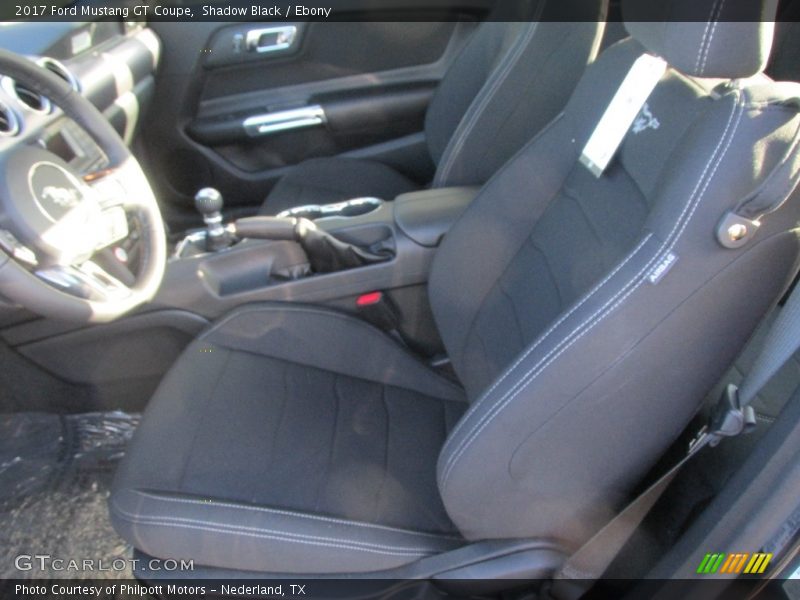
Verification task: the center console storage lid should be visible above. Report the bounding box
[394,186,479,247]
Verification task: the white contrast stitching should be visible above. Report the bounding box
[131,521,428,557]
[699,0,727,76]
[112,505,438,556]
[440,233,653,455]
[442,251,663,486]
[442,98,744,486]
[134,490,462,541]
[435,23,539,186]
[441,95,745,489]
[694,0,721,74]
[443,97,744,486]
[442,51,734,459]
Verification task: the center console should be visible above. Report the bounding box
[155,186,479,320]
[0,185,479,413]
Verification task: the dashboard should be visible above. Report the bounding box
[0,21,161,176]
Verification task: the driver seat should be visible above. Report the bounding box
[111,0,800,576]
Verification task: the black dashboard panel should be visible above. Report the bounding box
[0,22,87,58]
[0,21,126,61]
[41,22,126,59]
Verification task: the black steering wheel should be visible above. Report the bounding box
[0,49,166,322]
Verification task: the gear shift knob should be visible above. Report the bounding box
[194,187,224,216]
[194,187,230,251]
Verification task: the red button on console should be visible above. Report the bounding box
[356,291,383,307]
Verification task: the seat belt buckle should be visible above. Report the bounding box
[706,383,757,447]
[355,291,400,333]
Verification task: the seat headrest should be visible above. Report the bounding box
[623,0,779,79]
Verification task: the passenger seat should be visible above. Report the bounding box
[259,0,608,215]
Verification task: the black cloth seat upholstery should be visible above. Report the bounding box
[260,5,608,214]
[111,305,467,573]
[262,157,418,217]
[113,0,800,577]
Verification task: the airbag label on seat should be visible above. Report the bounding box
[648,252,678,284]
[580,53,667,177]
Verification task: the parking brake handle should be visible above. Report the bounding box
[233,216,392,274]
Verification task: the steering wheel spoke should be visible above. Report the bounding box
[36,260,132,303]
[94,206,130,252]
[86,160,156,211]
[86,169,128,210]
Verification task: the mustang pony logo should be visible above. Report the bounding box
[40,185,81,209]
[632,102,660,134]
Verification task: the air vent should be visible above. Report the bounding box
[11,80,51,114]
[0,102,20,137]
[39,57,81,93]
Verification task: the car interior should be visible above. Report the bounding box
[1,0,800,597]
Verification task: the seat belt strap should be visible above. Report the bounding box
[733,89,800,222]
[739,278,800,406]
[551,251,800,600]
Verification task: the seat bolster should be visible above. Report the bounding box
[201,303,465,402]
[110,488,461,574]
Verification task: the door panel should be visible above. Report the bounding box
[142,14,489,228]
[201,22,458,94]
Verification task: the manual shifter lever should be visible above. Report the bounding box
[194,187,232,252]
